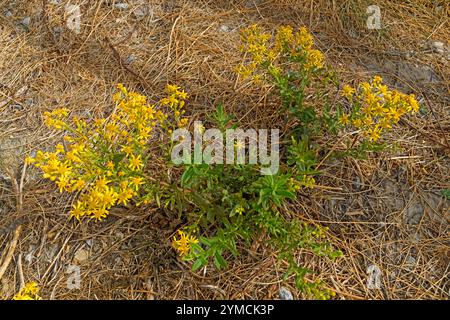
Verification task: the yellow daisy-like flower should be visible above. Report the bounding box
[172,230,199,256]
[365,125,382,142]
[407,94,419,113]
[131,176,144,190]
[234,206,245,215]
[128,154,143,171]
[338,113,350,125]
[352,118,363,128]
[13,282,41,300]
[121,145,133,156]
[341,85,356,100]
[69,201,85,220]
[117,187,134,205]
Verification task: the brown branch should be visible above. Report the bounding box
[0,225,22,280]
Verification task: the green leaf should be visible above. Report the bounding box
[181,166,195,186]
[192,259,205,271]
[213,252,227,269]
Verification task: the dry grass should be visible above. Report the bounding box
[0,0,448,299]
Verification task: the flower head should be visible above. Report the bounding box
[172,230,199,256]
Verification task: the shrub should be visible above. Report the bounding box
[27,24,419,299]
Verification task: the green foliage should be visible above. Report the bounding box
[441,189,450,200]
[171,105,341,299]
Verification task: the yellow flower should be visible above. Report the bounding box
[364,92,378,107]
[121,145,133,156]
[363,115,374,126]
[106,161,115,169]
[352,118,363,128]
[372,102,384,116]
[13,282,41,300]
[70,201,85,220]
[338,113,350,125]
[365,125,382,142]
[95,176,110,189]
[407,94,419,113]
[372,75,383,87]
[172,230,199,256]
[55,144,65,154]
[177,118,189,128]
[361,82,371,94]
[117,188,134,205]
[379,118,392,129]
[25,156,35,164]
[131,176,144,190]
[102,187,118,207]
[72,178,86,191]
[91,207,108,221]
[305,49,323,70]
[235,206,245,215]
[166,84,180,94]
[128,154,143,171]
[341,85,355,100]
[56,176,70,193]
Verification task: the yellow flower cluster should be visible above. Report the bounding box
[234,205,245,215]
[339,76,419,142]
[27,84,187,221]
[172,230,199,256]
[160,84,189,131]
[236,25,324,81]
[12,282,41,300]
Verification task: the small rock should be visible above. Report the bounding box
[10,103,23,110]
[219,25,230,33]
[353,175,362,191]
[21,17,31,27]
[114,2,129,10]
[4,10,12,18]
[74,248,89,263]
[125,54,137,64]
[25,98,35,106]
[279,286,294,300]
[431,41,445,54]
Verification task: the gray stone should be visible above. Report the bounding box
[22,17,31,27]
[279,286,294,300]
[126,54,137,64]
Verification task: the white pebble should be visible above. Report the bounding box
[219,25,230,32]
[432,41,445,54]
[114,3,129,10]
